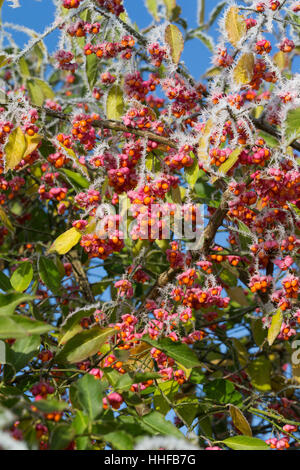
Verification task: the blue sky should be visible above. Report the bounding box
[1,0,222,78]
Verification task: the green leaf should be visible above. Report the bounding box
[38,256,62,295]
[175,395,200,426]
[0,292,35,316]
[216,147,241,176]
[73,411,90,450]
[86,53,98,90]
[247,357,271,391]
[162,0,181,21]
[227,287,249,307]
[59,307,96,344]
[34,399,68,413]
[0,315,52,339]
[141,410,184,438]
[10,262,33,293]
[0,272,12,292]
[198,0,205,25]
[193,30,214,52]
[27,78,55,106]
[220,268,238,287]
[165,24,184,64]
[0,207,14,233]
[204,379,243,405]
[223,435,269,451]
[285,108,300,143]
[0,54,8,68]
[106,85,124,120]
[268,309,283,346]
[50,423,75,450]
[153,380,179,415]
[185,152,199,189]
[5,335,40,372]
[71,374,103,419]
[57,326,115,363]
[207,1,226,28]
[61,168,89,189]
[59,323,82,346]
[19,57,30,78]
[251,318,267,347]
[146,0,159,20]
[237,220,252,251]
[189,368,205,384]
[142,335,201,369]
[133,371,162,383]
[105,431,134,450]
[48,227,82,255]
[114,373,134,392]
[258,131,279,148]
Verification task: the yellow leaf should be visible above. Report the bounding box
[254,105,264,119]
[146,0,159,20]
[48,227,82,255]
[171,185,182,204]
[225,6,246,47]
[211,148,242,183]
[273,51,290,71]
[204,66,221,77]
[229,405,252,437]
[233,53,254,84]
[24,132,42,159]
[106,85,124,121]
[0,55,8,68]
[0,206,14,233]
[165,24,184,64]
[197,119,214,164]
[218,148,241,173]
[292,364,300,384]
[175,361,192,380]
[227,286,249,306]
[267,309,283,346]
[4,127,26,172]
[4,128,41,172]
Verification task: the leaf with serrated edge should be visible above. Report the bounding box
[57,326,115,363]
[223,435,269,450]
[225,7,246,47]
[230,405,252,436]
[106,85,124,120]
[268,309,283,346]
[0,207,14,233]
[233,53,254,84]
[48,227,82,255]
[4,127,26,172]
[165,24,184,64]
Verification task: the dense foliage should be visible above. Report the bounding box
[0,0,300,451]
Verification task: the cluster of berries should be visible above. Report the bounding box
[84,35,135,61]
